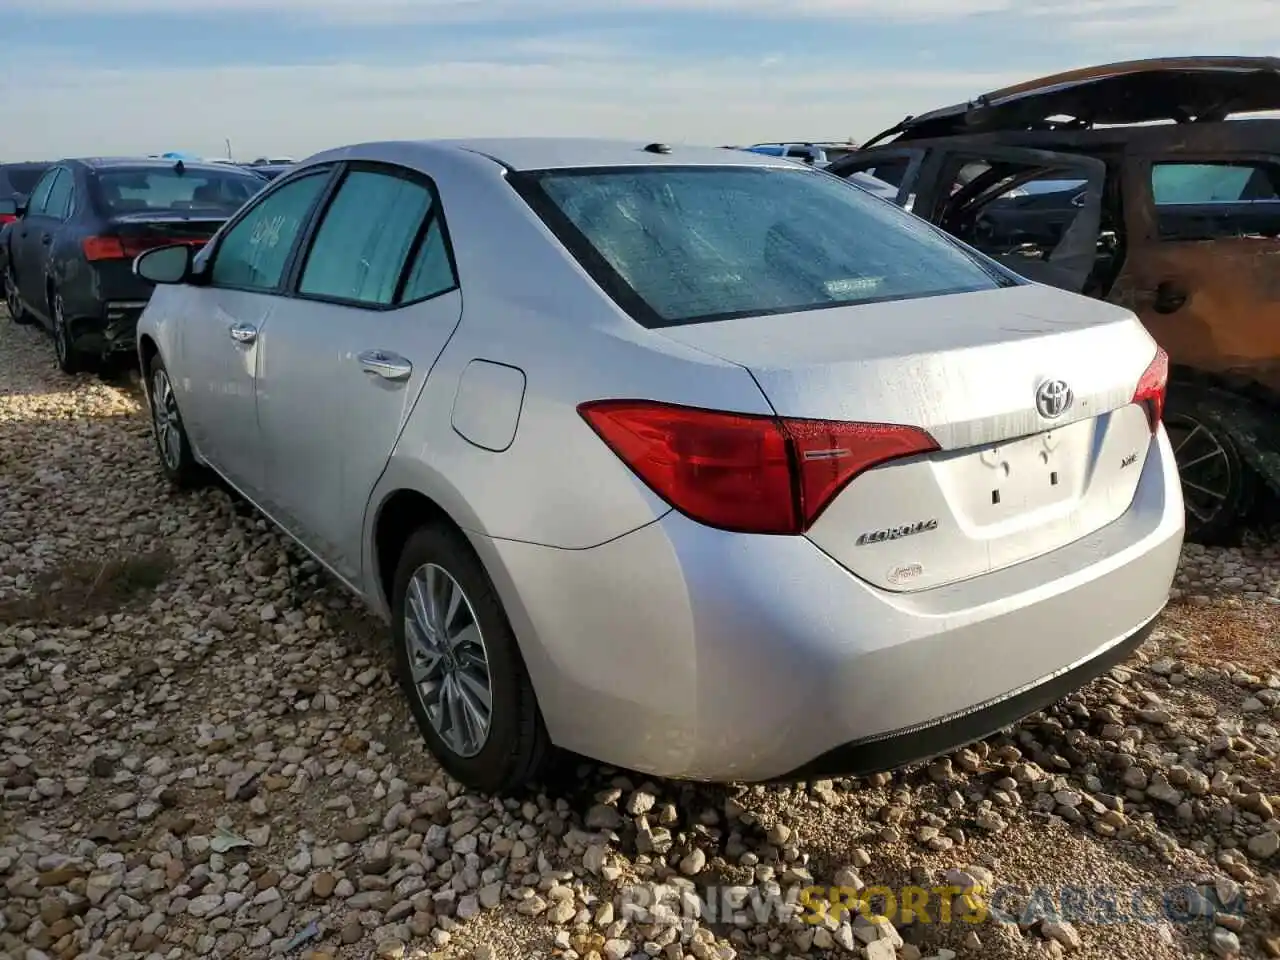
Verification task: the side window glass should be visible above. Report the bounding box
[210,172,328,291]
[400,216,456,302]
[1151,162,1278,205]
[1151,161,1280,241]
[26,169,59,216]
[44,170,74,221]
[298,169,433,306]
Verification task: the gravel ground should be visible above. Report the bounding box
[3,313,1280,960]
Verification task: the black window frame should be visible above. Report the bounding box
[202,164,340,295]
[284,160,461,313]
[508,163,1019,330]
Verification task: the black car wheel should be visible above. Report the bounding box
[4,269,31,324]
[392,523,551,793]
[146,355,206,488]
[1164,387,1256,546]
[51,293,84,374]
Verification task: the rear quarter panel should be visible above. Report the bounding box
[360,145,772,567]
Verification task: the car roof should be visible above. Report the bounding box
[870,56,1280,143]
[418,138,797,172]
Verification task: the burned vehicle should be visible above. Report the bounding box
[828,56,1280,543]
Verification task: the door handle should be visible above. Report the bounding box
[357,349,412,381]
[39,234,50,245]
[229,323,258,344]
[1152,281,1187,315]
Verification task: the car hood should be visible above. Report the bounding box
[872,56,1280,141]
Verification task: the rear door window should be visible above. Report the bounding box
[25,169,59,217]
[297,167,448,306]
[44,169,74,220]
[210,171,329,292]
[1150,161,1280,241]
[514,165,1014,328]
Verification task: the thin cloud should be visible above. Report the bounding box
[0,52,1023,160]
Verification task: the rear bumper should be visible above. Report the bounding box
[476,425,1184,782]
[68,300,147,357]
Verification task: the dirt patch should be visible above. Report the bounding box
[1163,597,1280,673]
[0,547,175,626]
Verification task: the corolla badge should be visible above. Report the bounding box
[1035,379,1073,419]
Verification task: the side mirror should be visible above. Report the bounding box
[134,243,193,285]
[0,197,16,218]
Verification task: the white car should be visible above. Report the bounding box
[134,138,1184,791]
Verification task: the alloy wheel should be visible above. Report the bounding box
[4,272,19,318]
[53,296,68,366]
[150,368,183,471]
[403,562,493,758]
[1165,412,1233,526]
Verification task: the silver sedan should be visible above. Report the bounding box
[133,138,1184,792]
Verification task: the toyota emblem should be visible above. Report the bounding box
[1036,379,1073,419]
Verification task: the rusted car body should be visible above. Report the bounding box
[829,57,1280,543]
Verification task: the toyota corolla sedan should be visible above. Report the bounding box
[133,138,1184,793]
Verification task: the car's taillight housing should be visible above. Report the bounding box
[0,213,15,226]
[83,235,206,261]
[1132,346,1169,432]
[577,399,939,535]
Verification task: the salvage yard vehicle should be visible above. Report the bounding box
[828,56,1280,544]
[0,161,52,226]
[3,156,266,373]
[134,138,1182,792]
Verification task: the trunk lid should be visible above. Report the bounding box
[110,211,226,247]
[656,283,1159,592]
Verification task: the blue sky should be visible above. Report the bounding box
[2,0,1276,161]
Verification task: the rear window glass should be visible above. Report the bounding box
[4,166,49,195]
[95,167,264,216]
[515,165,1014,327]
[1151,162,1280,205]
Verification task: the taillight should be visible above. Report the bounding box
[82,236,129,261]
[577,399,939,535]
[83,235,206,261]
[0,214,15,226]
[1132,346,1169,432]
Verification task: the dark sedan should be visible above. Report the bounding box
[2,157,267,373]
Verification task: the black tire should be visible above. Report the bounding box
[145,354,206,489]
[392,523,551,793]
[51,292,85,374]
[4,269,32,325]
[1164,386,1256,546]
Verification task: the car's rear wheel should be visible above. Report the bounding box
[52,293,85,374]
[1164,387,1255,545]
[4,269,31,325]
[392,523,550,793]
[147,355,206,489]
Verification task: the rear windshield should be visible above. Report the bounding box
[94,167,264,216]
[3,165,49,196]
[514,165,1015,327]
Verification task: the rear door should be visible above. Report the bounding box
[176,167,334,498]
[1111,154,1280,394]
[12,167,62,314]
[915,145,1106,293]
[253,161,463,582]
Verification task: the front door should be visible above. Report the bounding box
[254,162,463,582]
[11,167,62,317]
[915,145,1107,293]
[1111,154,1280,394]
[177,167,333,499]
[826,147,929,208]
